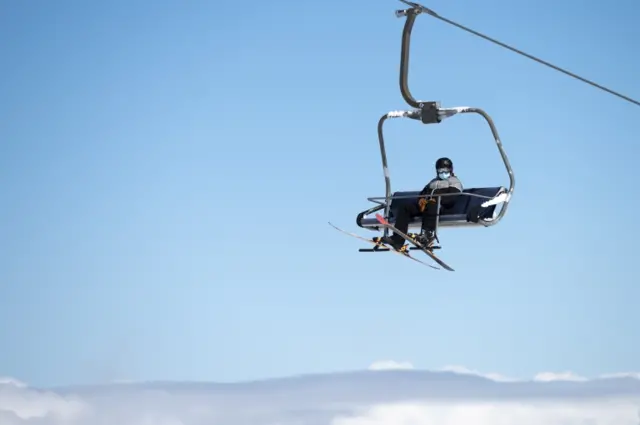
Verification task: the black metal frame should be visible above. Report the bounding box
[356,0,515,237]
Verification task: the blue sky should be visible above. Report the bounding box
[1,0,639,388]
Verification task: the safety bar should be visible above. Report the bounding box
[369,190,493,204]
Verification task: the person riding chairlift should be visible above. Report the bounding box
[383,157,463,250]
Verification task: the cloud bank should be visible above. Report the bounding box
[2,365,640,425]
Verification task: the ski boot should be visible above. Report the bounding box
[410,230,438,250]
[373,235,408,253]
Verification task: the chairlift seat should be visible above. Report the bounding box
[358,186,505,229]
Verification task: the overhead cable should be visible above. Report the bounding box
[399,0,640,107]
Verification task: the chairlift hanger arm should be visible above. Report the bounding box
[396,4,421,108]
[395,0,445,108]
[374,3,516,234]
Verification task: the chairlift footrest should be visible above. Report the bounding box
[359,246,441,252]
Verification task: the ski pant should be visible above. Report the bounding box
[391,188,460,245]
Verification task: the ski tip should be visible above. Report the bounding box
[375,213,388,224]
[328,221,341,230]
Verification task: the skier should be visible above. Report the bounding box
[384,157,463,250]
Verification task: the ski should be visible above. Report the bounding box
[328,222,440,270]
[374,214,455,272]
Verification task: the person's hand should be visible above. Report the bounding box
[418,197,435,212]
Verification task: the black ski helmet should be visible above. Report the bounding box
[435,157,453,170]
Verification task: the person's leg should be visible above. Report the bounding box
[417,195,443,248]
[385,202,420,248]
[439,191,461,222]
[421,198,438,233]
[440,190,459,210]
[421,189,459,231]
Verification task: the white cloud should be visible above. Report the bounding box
[0,379,90,424]
[368,360,414,370]
[533,371,589,382]
[331,400,640,425]
[0,377,27,388]
[1,366,640,425]
[438,364,516,382]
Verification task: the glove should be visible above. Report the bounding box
[418,197,435,212]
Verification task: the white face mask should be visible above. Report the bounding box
[437,169,451,180]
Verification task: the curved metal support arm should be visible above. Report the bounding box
[396,8,420,108]
[395,1,440,108]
